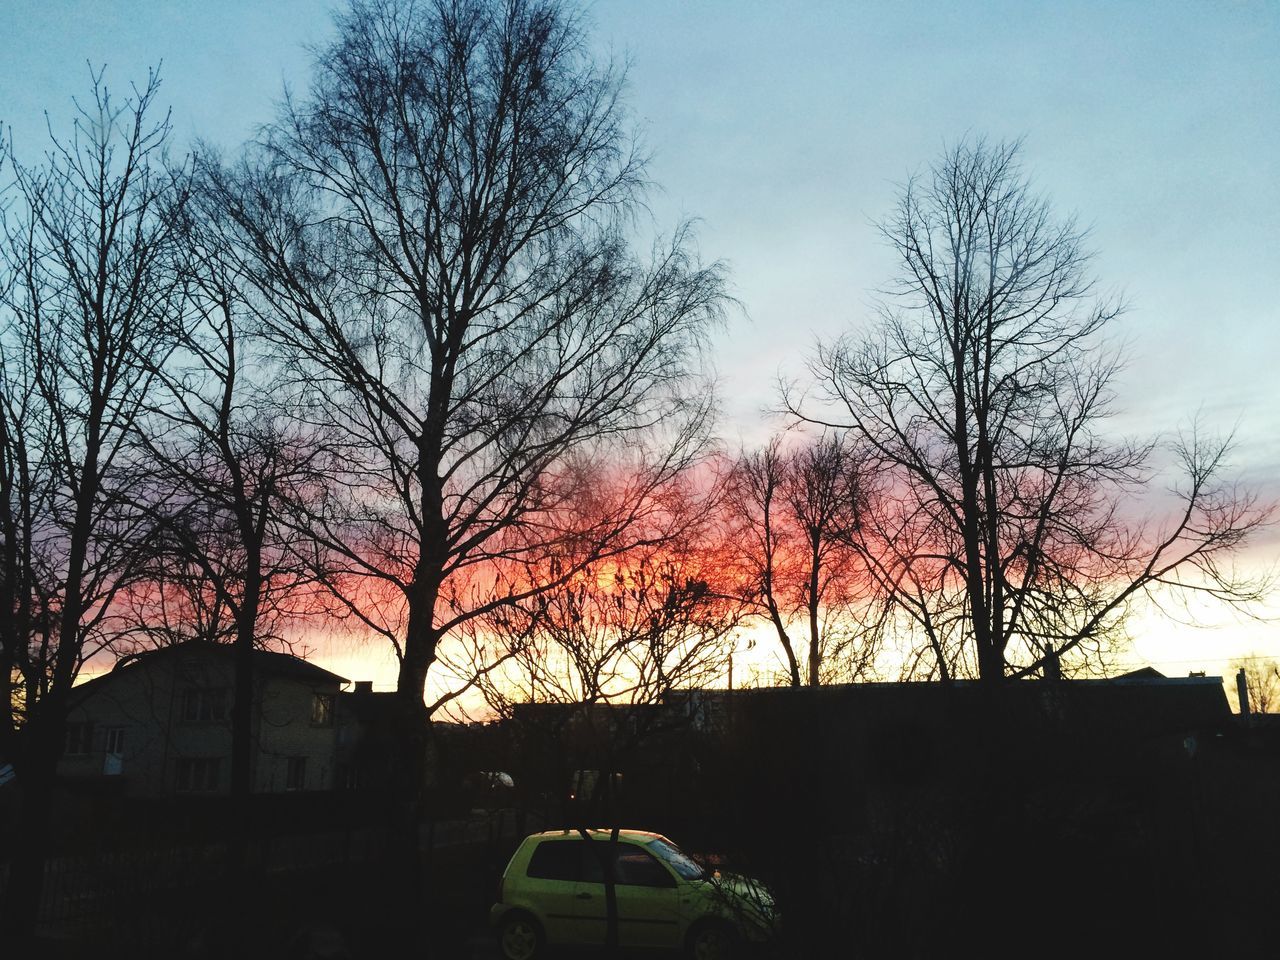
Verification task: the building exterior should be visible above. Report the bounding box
[495,671,1236,831]
[334,681,400,792]
[58,642,348,797]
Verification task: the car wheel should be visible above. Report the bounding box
[686,919,738,960]
[498,911,544,960]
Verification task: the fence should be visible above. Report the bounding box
[5,807,525,937]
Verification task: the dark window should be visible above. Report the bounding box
[337,762,362,790]
[311,693,335,726]
[526,839,584,881]
[579,842,666,885]
[582,844,604,883]
[530,839,676,888]
[176,757,221,792]
[570,769,622,801]
[105,727,126,754]
[63,723,92,756]
[613,846,676,888]
[285,757,307,791]
[181,688,227,723]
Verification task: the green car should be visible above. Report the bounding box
[489,829,777,959]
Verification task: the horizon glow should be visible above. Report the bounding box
[9,0,1278,698]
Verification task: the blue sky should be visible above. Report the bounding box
[5,0,1278,679]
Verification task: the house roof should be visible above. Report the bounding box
[72,640,348,700]
[1112,666,1169,681]
[664,674,1232,746]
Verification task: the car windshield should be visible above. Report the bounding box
[646,838,705,880]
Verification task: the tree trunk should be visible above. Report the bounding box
[227,559,261,903]
[977,641,1005,685]
[766,604,801,687]
[602,825,621,957]
[4,436,102,936]
[807,536,822,686]
[392,608,439,926]
[3,697,64,937]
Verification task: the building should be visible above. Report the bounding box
[58,642,348,797]
[333,680,399,792]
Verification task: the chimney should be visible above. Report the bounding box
[353,680,373,695]
[1236,668,1250,722]
[1042,647,1062,681]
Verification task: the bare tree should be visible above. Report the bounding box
[486,546,738,713]
[788,138,1272,684]
[0,68,186,931]
[200,0,725,748]
[1229,655,1280,715]
[127,202,334,820]
[479,489,740,955]
[725,433,882,686]
[0,136,49,759]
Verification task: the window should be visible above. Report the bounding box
[570,769,622,801]
[180,688,227,723]
[175,757,221,792]
[579,843,671,887]
[105,727,126,754]
[337,762,362,790]
[613,846,676,888]
[648,838,705,881]
[285,757,307,791]
[525,839,676,888]
[63,723,92,756]
[526,839,584,881]
[311,692,335,727]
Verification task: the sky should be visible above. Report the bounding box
[4,0,1278,688]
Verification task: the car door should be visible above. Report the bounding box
[611,843,682,949]
[575,839,682,950]
[520,838,596,945]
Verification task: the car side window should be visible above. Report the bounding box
[614,847,676,888]
[578,842,676,888]
[526,839,583,881]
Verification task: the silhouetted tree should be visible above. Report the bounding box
[118,200,337,911]
[0,69,187,933]
[1229,655,1280,715]
[726,433,883,686]
[200,0,725,752]
[486,548,737,714]
[788,138,1272,683]
[480,496,740,955]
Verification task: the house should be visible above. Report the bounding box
[332,687,499,805]
[58,642,348,797]
[655,672,1235,852]
[333,680,400,792]
[491,673,1234,833]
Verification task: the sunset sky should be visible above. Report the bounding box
[5,0,1278,692]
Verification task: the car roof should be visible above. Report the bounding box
[525,829,666,844]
